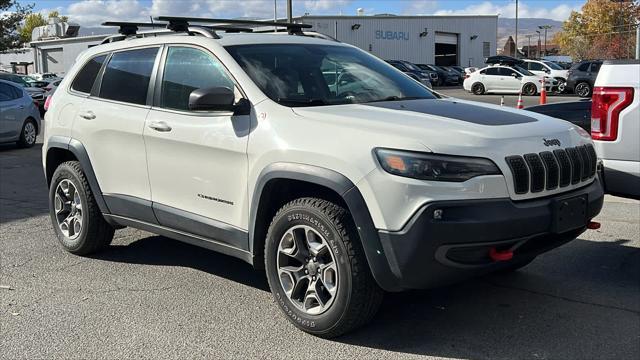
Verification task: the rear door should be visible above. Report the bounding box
[0,83,22,140]
[72,46,161,221]
[143,45,250,248]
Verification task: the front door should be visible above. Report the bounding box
[0,83,22,140]
[143,45,250,249]
[498,67,523,92]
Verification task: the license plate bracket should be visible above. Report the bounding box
[552,195,588,233]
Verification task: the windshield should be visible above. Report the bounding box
[401,62,421,71]
[513,65,535,76]
[226,44,437,107]
[543,61,563,70]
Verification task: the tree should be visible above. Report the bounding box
[47,10,69,23]
[0,0,34,51]
[19,12,45,43]
[555,0,640,60]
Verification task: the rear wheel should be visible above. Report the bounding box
[265,197,383,338]
[575,82,591,98]
[523,82,537,96]
[49,161,114,255]
[17,118,37,148]
[471,82,485,95]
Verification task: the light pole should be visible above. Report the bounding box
[525,34,532,58]
[515,0,519,58]
[287,0,292,23]
[535,30,541,58]
[538,25,553,57]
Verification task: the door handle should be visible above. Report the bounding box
[19,105,24,109]
[79,111,96,120]
[148,121,172,132]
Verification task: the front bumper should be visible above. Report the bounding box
[372,178,604,291]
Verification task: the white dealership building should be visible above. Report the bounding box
[1,14,497,75]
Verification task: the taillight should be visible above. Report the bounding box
[463,74,469,79]
[591,87,634,141]
[44,95,52,111]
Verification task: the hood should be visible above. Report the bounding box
[291,98,591,159]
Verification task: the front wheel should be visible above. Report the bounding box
[522,82,537,96]
[265,197,383,338]
[575,82,592,98]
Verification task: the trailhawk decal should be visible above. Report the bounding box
[364,100,538,126]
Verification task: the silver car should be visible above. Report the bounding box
[0,79,41,147]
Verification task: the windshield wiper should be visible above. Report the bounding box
[277,98,328,106]
[368,96,430,103]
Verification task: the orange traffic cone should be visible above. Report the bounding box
[516,92,524,109]
[539,78,547,105]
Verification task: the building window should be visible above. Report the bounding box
[483,42,491,57]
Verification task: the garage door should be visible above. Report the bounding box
[42,48,64,74]
[435,32,458,66]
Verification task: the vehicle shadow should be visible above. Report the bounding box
[92,234,270,292]
[0,142,49,224]
[335,237,639,359]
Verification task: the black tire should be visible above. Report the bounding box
[265,197,383,338]
[471,82,485,95]
[49,161,114,255]
[575,82,592,98]
[17,118,37,148]
[523,82,537,96]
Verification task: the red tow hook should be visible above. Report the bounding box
[489,247,513,262]
[587,221,601,230]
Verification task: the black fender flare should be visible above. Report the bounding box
[45,136,111,215]
[249,163,400,292]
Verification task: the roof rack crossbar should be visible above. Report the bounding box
[102,21,166,36]
[153,16,311,34]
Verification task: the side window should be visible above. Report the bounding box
[577,62,590,71]
[160,47,234,111]
[0,83,19,101]
[528,62,544,71]
[71,54,106,93]
[485,67,499,76]
[99,47,159,105]
[590,62,601,72]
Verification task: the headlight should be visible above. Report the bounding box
[375,148,501,182]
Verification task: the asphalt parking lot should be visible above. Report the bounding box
[437,86,582,108]
[1,137,638,360]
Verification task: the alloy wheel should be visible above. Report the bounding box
[54,179,83,239]
[24,122,36,145]
[276,225,338,315]
[576,83,590,97]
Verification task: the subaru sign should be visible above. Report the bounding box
[375,30,409,41]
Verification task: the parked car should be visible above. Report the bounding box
[30,72,60,81]
[522,59,569,93]
[0,79,41,147]
[591,60,639,199]
[19,75,50,89]
[44,78,63,95]
[449,65,465,74]
[385,60,435,87]
[0,73,46,113]
[463,64,552,95]
[416,64,460,86]
[44,20,603,338]
[566,60,602,98]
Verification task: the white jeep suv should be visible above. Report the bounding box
[43,18,604,338]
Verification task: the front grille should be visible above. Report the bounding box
[506,144,597,195]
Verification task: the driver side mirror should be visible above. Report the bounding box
[511,72,519,78]
[189,87,235,112]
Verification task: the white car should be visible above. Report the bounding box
[591,60,640,199]
[43,17,604,338]
[522,59,569,93]
[463,65,550,95]
[30,72,60,81]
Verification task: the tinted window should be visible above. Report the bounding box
[0,83,20,101]
[485,67,500,75]
[577,62,590,71]
[71,54,106,93]
[99,47,158,105]
[498,67,516,76]
[590,62,601,72]
[226,44,437,107]
[528,62,544,71]
[160,47,234,111]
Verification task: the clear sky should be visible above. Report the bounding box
[30,0,587,27]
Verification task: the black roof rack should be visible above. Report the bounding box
[153,16,311,35]
[102,21,166,36]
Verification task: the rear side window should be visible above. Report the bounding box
[527,62,544,71]
[485,67,499,75]
[590,62,601,72]
[160,47,234,111]
[577,62,590,71]
[99,47,158,105]
[0,83,20,101]
[71,54,106,93]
